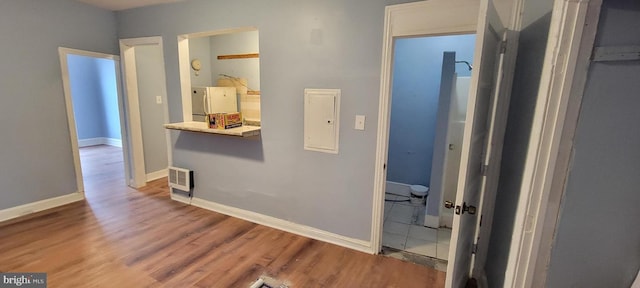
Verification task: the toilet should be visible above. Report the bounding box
[410,185,429,205]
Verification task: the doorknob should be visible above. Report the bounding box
[445,201,476,215]
[453,202,477,215]
[444,200,455,209]
[463,202,477,215]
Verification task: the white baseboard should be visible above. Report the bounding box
[105,138,122,147]
[78,138,104,147]
[190,197,373,254]
[385,181,411,197]
[170,189,191,204]
[425,214,440,228]
[78,137,122,148]
[146,168,168,182]
[440,210,453,228]
[0,192,85,223]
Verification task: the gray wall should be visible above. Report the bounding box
[97,58,122,140]
[68,54,121,141]
[116,0,416,240]
[189,37,213,87]
[0,0,117,210]
[68,55,106,140]
[134,45,169,175]
[546,0,640,286]
[210,30,261,90]
[387,35,475,187]
[484,0,554,285]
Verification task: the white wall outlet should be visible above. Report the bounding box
[355,115,365,130]
[156,95,163,104]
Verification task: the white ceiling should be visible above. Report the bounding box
[75,0,185,11]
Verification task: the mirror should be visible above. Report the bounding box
[178,27,261,126]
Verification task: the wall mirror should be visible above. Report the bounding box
[177,27,261,127]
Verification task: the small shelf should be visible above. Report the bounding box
[164,122,261,137]
[217,53,259,60]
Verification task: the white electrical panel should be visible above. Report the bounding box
[304,89,340,154]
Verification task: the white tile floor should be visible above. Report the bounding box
[382,195,451,260]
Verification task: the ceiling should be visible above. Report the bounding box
[75,0,185,11]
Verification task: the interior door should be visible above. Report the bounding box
[445,0,505,287]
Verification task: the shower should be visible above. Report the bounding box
[455,60,473,71]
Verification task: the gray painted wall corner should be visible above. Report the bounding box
[0,0,118,210]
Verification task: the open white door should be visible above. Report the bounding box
[445,0,506,287]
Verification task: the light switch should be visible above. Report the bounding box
[355,115,365,130]
[156,95,163,104]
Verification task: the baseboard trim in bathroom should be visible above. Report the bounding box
[381,246,447,272]
[424,214,439,229]
[439,210,454,228]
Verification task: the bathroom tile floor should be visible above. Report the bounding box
[382,195,451,260]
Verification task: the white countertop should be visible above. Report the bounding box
[164,121,261,137]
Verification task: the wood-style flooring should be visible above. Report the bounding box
[0,145,445,287]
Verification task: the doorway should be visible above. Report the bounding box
[119,37,171,188]
[382,34,476,261]
[67,53,125,192]
[59,48,127,197]
[373,0,514,286]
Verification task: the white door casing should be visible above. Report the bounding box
[58,47,126,197]
[505,0,603,286]
[373,0,495,283]
[373,0,480,255]
[120,36,172,188]
[374,1,517,285]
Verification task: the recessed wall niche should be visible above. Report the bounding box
[177,27,261,126]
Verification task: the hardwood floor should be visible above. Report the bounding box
[0,145,446,287]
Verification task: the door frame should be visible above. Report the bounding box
[58,47,127,197]
[503,0,602,287]
[372,0,480,254]
[119,36,172,188]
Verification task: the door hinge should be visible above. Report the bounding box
[472,243,478,254]
[499,40,508,54]
[480,164,489,176]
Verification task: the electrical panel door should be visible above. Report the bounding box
[304,89,340,154]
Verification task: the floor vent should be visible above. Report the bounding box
[168,167,193,191]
